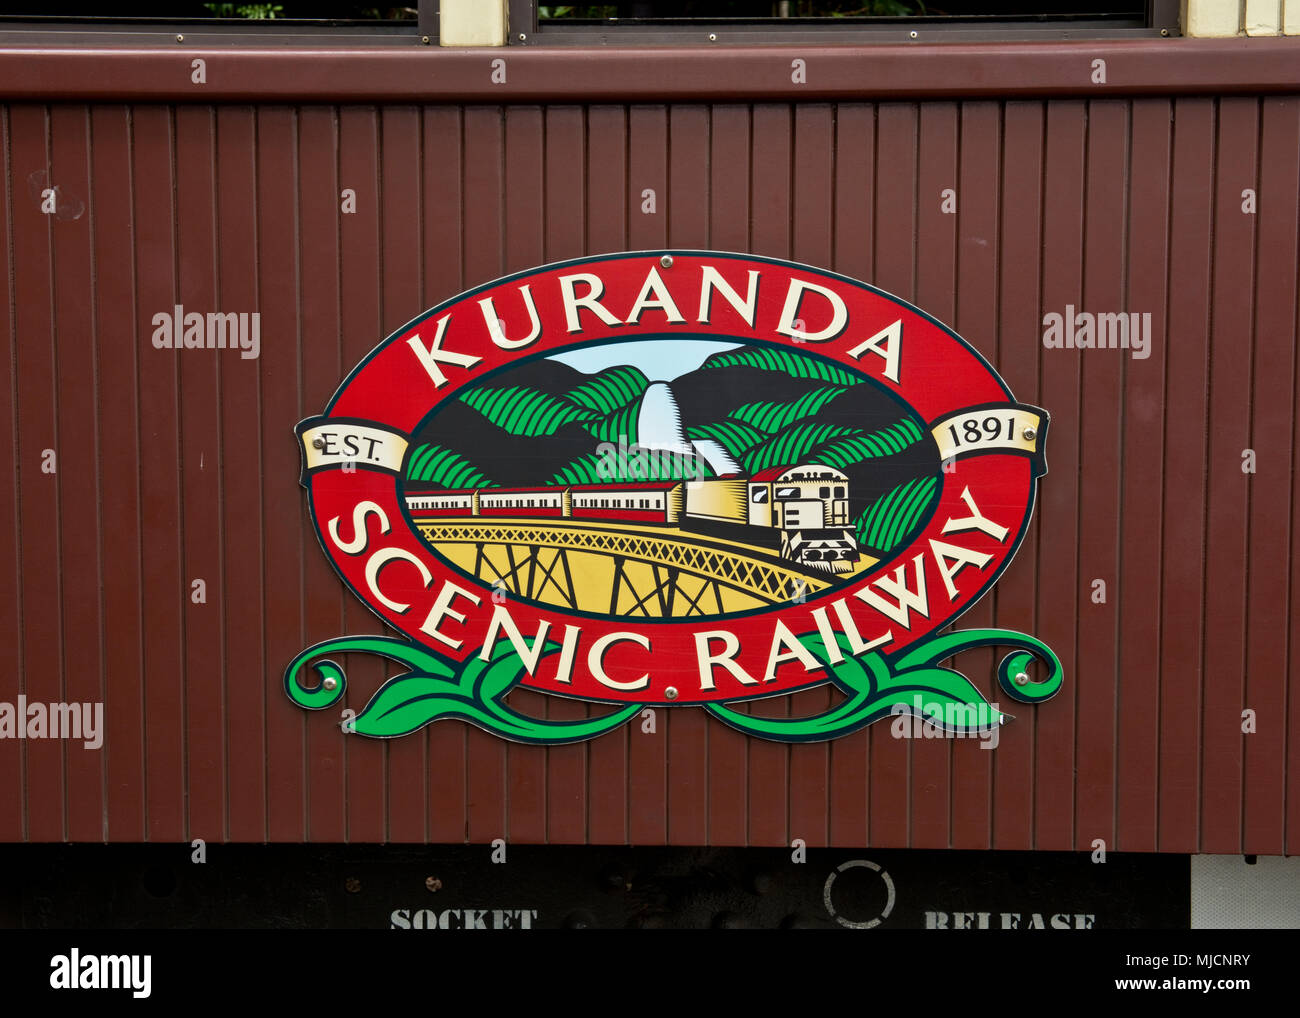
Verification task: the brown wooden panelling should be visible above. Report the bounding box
[3,93,1298,853]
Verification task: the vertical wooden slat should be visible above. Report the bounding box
[912,100,960,849]
[541,105,589,845]
[1251,96,1300,855]
[869,101,918,848]
[379,104,428,843]
[1115,99,1172,852]
[788,102,835,849]
[747,102,793,848]
[1035,99,1086,851]
[257,107,309,842]
[1158,97,1216,853]
[583,104,629,846]
[298,104,346,844]
[1074,99,1128,851]
[89,106,146,842]
[461,104,508,846]
[174,105,224,843]
[132,106,186,842]
[333,106,386,843]
[49,105,106,842]
[216,105,266,843]
[1200,97,1259,853]
[0,107,25,841]
[950,99,1002,851]
[704,103,751,847]
[625,103,669,847]
[422,105,469,843]
[501,104,549,844]
[827,101,874,848]
[665,103,710,847]
[991,102,1045,852]
[12,105,65,842]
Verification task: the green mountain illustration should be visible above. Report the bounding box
[405,343,941,554]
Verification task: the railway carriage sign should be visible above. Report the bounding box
[286,252,1062,744]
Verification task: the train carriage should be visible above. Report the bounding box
[474,487,567,518]
[567,481,684,524]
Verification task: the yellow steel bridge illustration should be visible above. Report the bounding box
[416,518,875,617]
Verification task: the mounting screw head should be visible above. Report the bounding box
[1160,27,1169,36]
[519,33,527,41]
[425,876,442,893]
[322,676,338,691]
[1014,671,1030,686]
[909,30,918,39]
[345,876,361,893]
[665,686,679,700]
[421,35,430,44]
[176,34,185,43]
[1022,427,1036,441]
[312,437,325,449]
[660,255,674,268]
[708,33,717,42]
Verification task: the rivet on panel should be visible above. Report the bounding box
[909,30,918,39]
[660,255,674,268]
[664,686,678,700]
[708,33,717,42]
[1014,671,1030,686]
[322,676,338,691]
[176,34,185,43]
[1022,427,1036,441]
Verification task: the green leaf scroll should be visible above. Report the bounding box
[702,629,1063,743]
[285,629,1062,745]
[284,635,642,744]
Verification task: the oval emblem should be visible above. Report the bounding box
[287,252,1062,743]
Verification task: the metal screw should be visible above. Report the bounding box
[660,255,673,268]
[909,30,918,39]
[312,437,325,449]
[345,876,361,893]
[425,876,442,893]
[519,33,527,42]
[1022,427,1036,441]
[665,686,679,700]
[1014,671,1030,686]
[708,33,717,42]
[1160,28,1169,37]
[421,35,430,44]
[176,34,185,43]
[322,676,337,691]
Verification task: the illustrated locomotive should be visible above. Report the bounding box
[406,463,859,574]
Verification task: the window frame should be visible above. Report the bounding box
[0,1,1182,47]
[507,0,1182,45]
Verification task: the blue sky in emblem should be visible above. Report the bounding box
[548,339,741,382]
